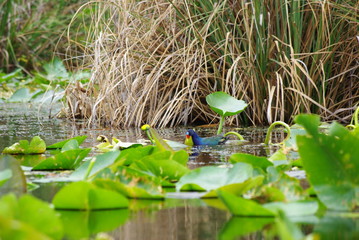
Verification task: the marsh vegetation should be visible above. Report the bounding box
[0,0,359,239]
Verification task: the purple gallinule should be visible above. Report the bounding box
[185,129,228,146]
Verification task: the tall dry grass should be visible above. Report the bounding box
[65,0,359,127]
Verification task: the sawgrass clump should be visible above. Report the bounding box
[65,0,359,127]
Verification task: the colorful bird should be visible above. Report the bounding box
[185,129,228,146]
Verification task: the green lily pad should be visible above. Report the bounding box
[2,136,46,154]
[53,181,129,210]
[32,148,91,170]
[0,169,12,187]
[47,136,87,149]
[202,175,264,198]
[218,190,275,217]
[130,150,190,182]
[94,178,164,199]
[206,91,248,117]
[7,88,40,103]
[296,114,359,211]
[229,153,273,172]
[0,194,63,240]
[0,155,26,196]
[176,162,253,191]
[70,151,121,180]
[131,158,190,182]
[264,200,319,216]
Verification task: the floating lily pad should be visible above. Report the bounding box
[53,181,129,210]
[0,155,26,196]
[0,169,12,187]
[130,150,190,182]
[229,153,273,172]
[94,178,164,199]
[70,151,121,180]
[7,88,40,103]
[0,194,63,240]
[202,175,264,198]
[47,136,87,149]
[176,162,253,192]
[2,136,46,154]
[206,91,248,117]
[263,200,319,216]
[218,190,275,217]
[32,148,91,170]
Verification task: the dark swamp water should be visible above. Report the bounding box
[0,103,358,240]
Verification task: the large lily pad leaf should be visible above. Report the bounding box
[70,151,121,180]
[202,175,264,198]
[32,148,91,170]
[58,209,129,240]
[47,136,87,149]
[52,181,129,210]
[130,150,190,182]
[131,158,190,182]
[0,155,26,196]
[2,136,46,154]
[264,166,305,201]
[114,145,155,166]
[0,194,63,240]
[263,200,318,216]
[296,114,359,211]
[0,169,12,187]
[7,88,40,103]
[218,191,275,217]
[206,91,248,117]
[176,162,253,191]
[229,153,273,172]
[93,178,164,199]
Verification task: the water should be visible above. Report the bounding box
[1,103,357,239]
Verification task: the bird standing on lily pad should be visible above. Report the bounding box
[185,129,228,146]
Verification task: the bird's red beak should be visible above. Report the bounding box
[186,134,190,139]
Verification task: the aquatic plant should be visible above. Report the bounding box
[0,0,88,71]
[264,121,291,145]
[206,91,248,134]
[2,136,46,154]
[296,114,359,211]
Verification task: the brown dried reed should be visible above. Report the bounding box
[64,0,359,128]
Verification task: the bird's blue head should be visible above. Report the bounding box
[185,129,201,146]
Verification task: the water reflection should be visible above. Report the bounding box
[111,201,231,240]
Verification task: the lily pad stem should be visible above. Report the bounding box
[217,116,225,135]
[224,131,244,140]
[264,121,291,145]
[84,157,96,181]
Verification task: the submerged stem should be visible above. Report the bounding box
[264,121,291,145]
[217,116,225,135]
[224,131,244,140]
